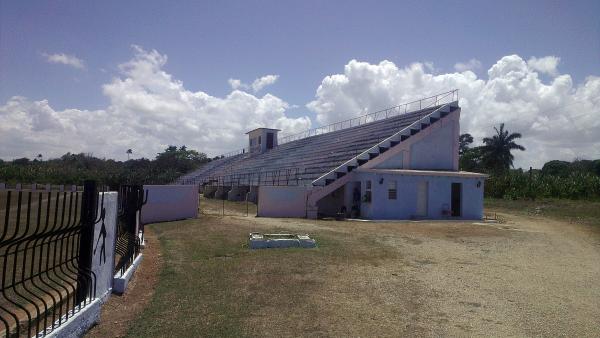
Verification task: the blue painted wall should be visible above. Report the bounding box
[355,172,484,220]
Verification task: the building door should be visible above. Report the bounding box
[451,182,462,217]
[416,181,428,217]
[266,132,274,149]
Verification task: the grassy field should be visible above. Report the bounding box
[485,198,600,227]
[123,197,600,337]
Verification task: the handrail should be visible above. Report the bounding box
[278,89,458,144]
[215,89,458,159]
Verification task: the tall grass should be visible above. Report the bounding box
[485,171,600,200]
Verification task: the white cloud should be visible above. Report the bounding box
[454,58,482,72]
[227,74,280,93]
[4,50,600,168]
[307,56,600,168]
[42,52,86,70]
[251,74,279,92]
[1,46,310,160]
[228,78,244,90]
[527,56,560,76]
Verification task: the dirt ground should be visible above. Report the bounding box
[85,227,163,338]
[90,198,600,337]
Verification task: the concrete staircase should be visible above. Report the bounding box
[311,101,458,187]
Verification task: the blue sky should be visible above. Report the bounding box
[2,0,598,113]
[1,0,599,166]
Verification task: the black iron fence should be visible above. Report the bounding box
[0,180,104,338]
[202,168,306,188]
[114,186,147,277]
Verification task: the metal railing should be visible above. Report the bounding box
[114,186,147,278]
[204,89,458,161]
[0,181,104,337]
[199,168,307,188]
[278,89,458,144]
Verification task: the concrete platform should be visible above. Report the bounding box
[249,233,316,249]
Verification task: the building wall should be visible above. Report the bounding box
[409,118,456,170]
[355,172,484,220]
[141,185,198,223]
[365,109,460,171]
[258,186,308,217]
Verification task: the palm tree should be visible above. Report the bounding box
[481,123,525,173]
[126,149,133,160]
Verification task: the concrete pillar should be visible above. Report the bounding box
[203,185,217,198]
[247,186,259,203]
[214,186,231,200]
[227,185,250,201]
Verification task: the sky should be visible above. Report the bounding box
[1,0,599,168]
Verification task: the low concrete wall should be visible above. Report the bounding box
[141,185,198,223]
[113,254,143,294]
[258,186,309,218]
[228,185,249,201]
[203,185,217,198]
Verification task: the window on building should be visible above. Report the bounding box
[258,136,262,145]
[364,180,372,202]
[388,180,397,200]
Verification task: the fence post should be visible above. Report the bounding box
[76,180,97,305]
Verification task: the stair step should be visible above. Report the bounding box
[357,159,368,166]
[410,129,419,135]
[421,123,429,129]
[369,153,379,160]
[390,141,399,147]
[441,111,449,117]
[336,172,346,179]
[347,166,356,172]
[401,135,409,141]
[325,179,335,185]
[430,117,438,123]
[379,147,388,153]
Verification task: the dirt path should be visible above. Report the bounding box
[393,213,600,336]
[86,227,162,338]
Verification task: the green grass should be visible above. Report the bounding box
[125,211,405,337]
[485,198,600,226]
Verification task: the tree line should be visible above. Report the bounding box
[460,124,600,200]
[0,146,213,189]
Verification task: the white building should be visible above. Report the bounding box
[178,90,487,220]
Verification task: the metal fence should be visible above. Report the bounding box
[202,168,306,188]
[0,181,104,337]
[114,185,147,277]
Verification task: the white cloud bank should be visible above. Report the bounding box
[2,50,599,168]
[307,56,600,168]
[42,52,86,70]
[1,46,310,159]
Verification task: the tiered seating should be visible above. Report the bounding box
[178,104,445,187]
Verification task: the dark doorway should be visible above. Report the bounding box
[266,132,274,149]
[451,183,461,216]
